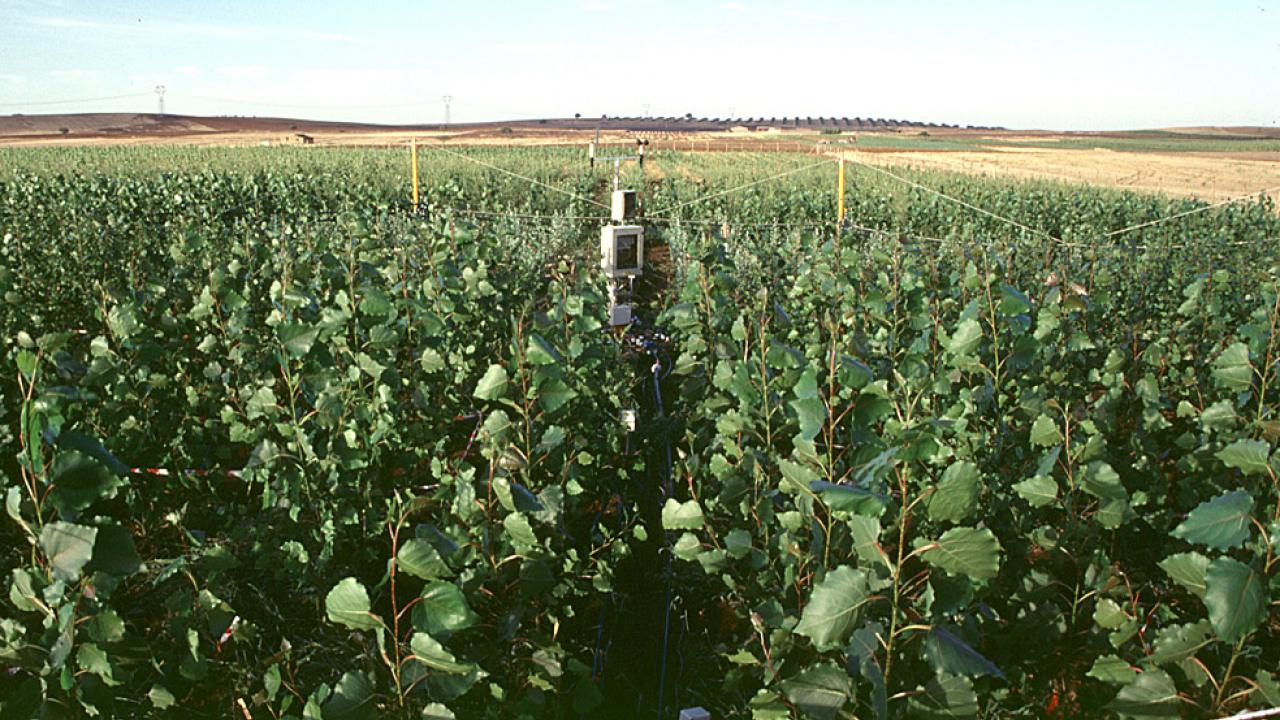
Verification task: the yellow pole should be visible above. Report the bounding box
[837,157,846,227]
[410,139,420,209]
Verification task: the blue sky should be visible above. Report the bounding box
[1,0,1277,130]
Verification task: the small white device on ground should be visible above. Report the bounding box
[679,708,711,720]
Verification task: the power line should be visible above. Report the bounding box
[417,141,611,210]
[0,92,152,108]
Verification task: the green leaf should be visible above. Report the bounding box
[1203,558,1267,642]
[421,704,456,720]
[673,532,703,561]
[780,661,852,720]
[1013,475,1058,507]
[324,577,382,631]
[1216,439,1273,476]
[1171,490,1253,550]
[947,318,982,357]
[1093,598,1129,630]
[9,568,45,615]
[38,522,97,582]
[1158,552,1209,599]
[847,515,890,569]
[472,363,509,401]
[1144,621,1211,666]
[1081,461,1131,529]
[661,498,704,530]
[923,626,1004,679]
[503,513,537,548]
[410,632,472,674]
[793,566,869,651]
[322,670,375,720]
[49,451,122,516]
[397,539,451,580]
[811,481,886,516]
[412,581,479,635]
[1029,414,1061,447]
[87,524,141,576]
[1088,655,1137,685]
[906,673,978,719]
[77,642,119,686]
[526,333,561,365]
[55,430,129,476]
[1212,342,1253,393]
[928,462,981,524]
[420,348,446,373]
[921,527,1001,581]
[148,685,176,710]
[277,323,320,358]
[1107,669,1180,719]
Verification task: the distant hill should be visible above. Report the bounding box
[0,112,998,141]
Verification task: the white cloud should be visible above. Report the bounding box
[721,2,749,12]
[214,65,274,81]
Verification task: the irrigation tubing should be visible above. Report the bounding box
[650,349,678,717]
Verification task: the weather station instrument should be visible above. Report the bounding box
[591,137,649,327]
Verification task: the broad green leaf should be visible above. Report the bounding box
[420,348,446,373]
[38,522,97,582]
[9,568,45,615]
[55,430,129,476]
[847,515,890,569]
[661,498,704,530]
[928,462,981,524]
[1144,621,1211,666]
[1029,414,1060,447]
[1081,462,1131,529]
[410,632,471,674]
[277,322,319,358]
[1212,342,1253,393]
[148,685,176,709]
[1216,439,1273,476]
[948,318,982,357]
[526,333,561,365]
[1013,475,1058,507]
[421,704,456,720]
[472,363,509,401]
[77,642,120,686]
[322,670,375,720]
[1093,598,1129,630]
[1203,558,1267,642]
[778,459,819,496]
[673,532,703,561]
[1158,552,1209,598]
[503,513,537,548]
[1088,655,1137,685]
[923,626,1004,679]
[1255,671,1280,708]
[921,527,1001,581]
[1107,669,1180,719]
[412,581,479,635]
[780,661,852,720]
[49,451,122,515]
[537,379,578,413]
[87,524,141,576]
[397,539,451,580]
[1171,491,1253,550]
[791,397,827,442]
[324,577,382,631]
[811,481,886,516]
[906,673,978,719]
[793,566,869,651]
